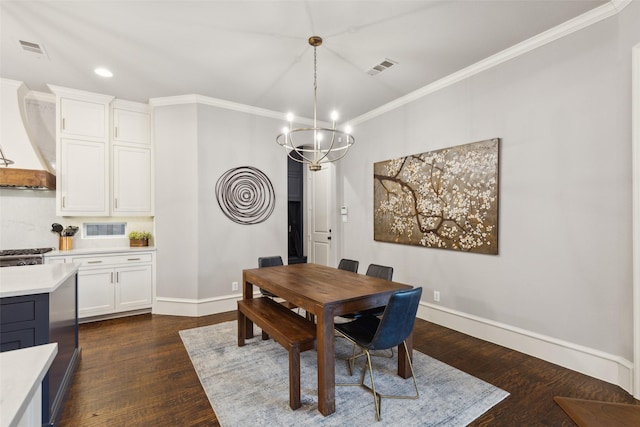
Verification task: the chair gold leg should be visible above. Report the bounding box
[364,350,382,421]
[336,339,417,421]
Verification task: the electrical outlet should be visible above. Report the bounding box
[232,281,239,291]
[433,291,440,302]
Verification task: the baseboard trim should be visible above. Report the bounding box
[154,294,241,317]
[153,294,633,393]
[418,303,634,394]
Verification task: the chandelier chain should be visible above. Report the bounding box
[313,44,318,127]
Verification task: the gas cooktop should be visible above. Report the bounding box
[0,247,54,256]
[0,247,54,267]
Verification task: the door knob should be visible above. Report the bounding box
[327,236,331,240]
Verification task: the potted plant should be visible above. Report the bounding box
[129,231,152,247]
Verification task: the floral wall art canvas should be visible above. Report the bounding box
[374,138,499,254]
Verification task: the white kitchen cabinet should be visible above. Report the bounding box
[59,138,109,215]
[77,264,152,317]
[60,98,108,139]
[113,103,150,145]
[112,145,152,214]
[111,100,153,216]
[49,85,113,217]
[115,264,153,310]
[45,249,155,321]
[77,267,115,317]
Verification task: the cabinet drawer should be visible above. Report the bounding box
[0,300,36,324]
[72,253,152,267]
[1,329,35,352]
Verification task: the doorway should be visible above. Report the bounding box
[287,156,306,264]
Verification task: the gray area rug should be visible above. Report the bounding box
[179,321,509,426]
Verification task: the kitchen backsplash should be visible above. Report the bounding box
[0,189,154,249]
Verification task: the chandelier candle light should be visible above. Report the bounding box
[276,36,355,171]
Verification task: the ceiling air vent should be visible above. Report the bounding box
[18,39,48,58]
[367,58,398,76]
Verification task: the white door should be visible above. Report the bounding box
[309,163,336,266]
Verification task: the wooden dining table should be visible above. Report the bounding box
[241,263,414,416]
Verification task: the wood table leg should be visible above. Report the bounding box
[398,328,413,379]
[237,309,246,346]
[242,272,254,339]
[316,309,336,416]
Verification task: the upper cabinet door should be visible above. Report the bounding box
[60,98,108,139]
[59,138,109,216]
[113,108,150,145]
[112,145,153,215]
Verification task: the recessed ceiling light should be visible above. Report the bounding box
[94,67,113,78]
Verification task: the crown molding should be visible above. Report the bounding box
[148,1,632,129]
[149,94,322,127]
[351,0,632,126]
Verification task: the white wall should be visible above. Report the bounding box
[196,104,287,299]
[153,100,287,304]
[339,4,640,361]
[154,103,199,300]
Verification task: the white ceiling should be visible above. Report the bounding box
[1,0,608,122]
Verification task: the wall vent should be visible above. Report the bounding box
[18,39,48,58]
[367,58,398,76]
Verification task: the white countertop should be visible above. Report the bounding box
[45,246,156,257]
[0,263,80,298]
[0,343,58,427]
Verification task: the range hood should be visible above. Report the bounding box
[0,78,56,190]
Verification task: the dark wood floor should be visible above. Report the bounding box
[58,312,638,426]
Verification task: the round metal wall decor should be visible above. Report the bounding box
[215,166,275,225]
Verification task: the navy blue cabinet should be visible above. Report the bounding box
[0,273,79,426]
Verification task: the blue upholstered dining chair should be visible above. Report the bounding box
[257,256,283,298]
[337,258,359,273]
[336,287,422,421]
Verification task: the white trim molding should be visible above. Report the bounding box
[153,292,634,393]
[350,0,632,127]
[149,94,325,128]
[153,294,240,317]
[418,303,634,394]
[154,291,262,317]
[632,42,640,399]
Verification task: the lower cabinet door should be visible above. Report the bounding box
[115,265,152,311]
[78,268,115,317]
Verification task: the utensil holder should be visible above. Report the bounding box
[59,236,73,251]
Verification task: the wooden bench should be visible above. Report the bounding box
[237,297,316,410]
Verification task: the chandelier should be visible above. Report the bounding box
[276,36,355,171]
